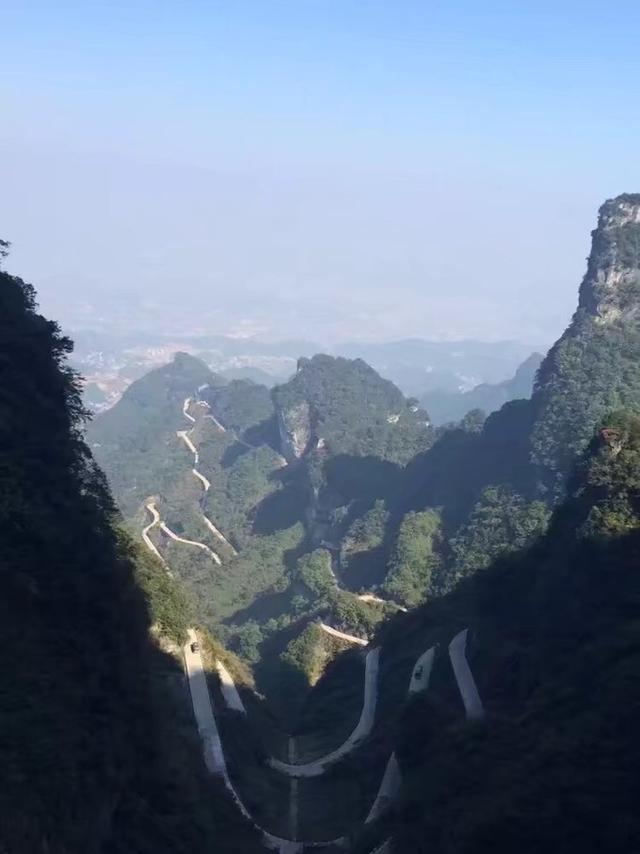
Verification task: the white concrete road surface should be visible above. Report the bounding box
[269,647,380,778]
[365,753,401,824]
[449,628,485,720]
[179,398,237,554]
[141,501,166,564]
[184,629,227,775]
[408,646,435,694]
[319,622,368,646]
[177,429,199,462]
[159,520,222,565]
[184,629,325,853]
[216,660,246,714]
[192,467,212,491]
[183,397,196,423]
[203,514,238,554]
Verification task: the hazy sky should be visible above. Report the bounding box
[2,1,640,345]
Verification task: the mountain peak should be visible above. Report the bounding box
[578,192,640,321]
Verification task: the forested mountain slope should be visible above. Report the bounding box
[89,350,429,708]
[393,193,640,596]
[273,353,431,463]
[0,249,259,853]
[530,194,640,495]
[345,409,640,854]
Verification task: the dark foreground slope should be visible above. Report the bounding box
[342,410,640,854]
[0,256,259,853]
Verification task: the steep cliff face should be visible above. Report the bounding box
[397,194,640,597]
[0,261,259,854]
[530,194,640,494]
[577,193,640,322]
[277,398,313,461]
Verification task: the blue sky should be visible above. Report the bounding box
[2,1,640,343]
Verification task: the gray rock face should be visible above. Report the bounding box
[277,401,312,461]
[578,193,640,323]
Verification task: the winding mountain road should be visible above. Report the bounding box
[171,393,474,844]
[177,429,199,461]
[216,660,246,714]
[158,518,222,565]
[142,502,166,564]
[449,629,485,720]
[203,514,238,554]
[364,643,436,825]
[178,399,238,554]
[269,647,380,778]
[184,629,348,853]
[192,467,212,491]
[319,622,368,646]
[365,753,401,824]
[183,397,196,423]
[185,628,447,844]
[408,646,435,694]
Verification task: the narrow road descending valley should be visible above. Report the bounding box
[449,629,485,720]
[144,394,435,850]
[365,753,401,824]
[160,394,485,850]
[186,627,448,848]
[216,659,246,714]
[178,398,238,555]
[319,622,368,646]
[184,628,227,775]
[184,629,346,853]
[141,501,166,565]
[158,516,222,565]
[269,647,380,778]
[408,646,435,694]
[183,397,196,423]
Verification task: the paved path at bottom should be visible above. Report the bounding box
[365,753,401,824]
[184,629,348,852]
[448,629,485,720]
[269,647,380,778]
[216,660,246,714]
[408,646,435,694]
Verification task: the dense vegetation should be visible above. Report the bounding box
[352,410,640,854]
[203,378,276,439]
[530,195,640,497]
[273,354,433,464]
[382,509,443,606]
[0,256,259,853]
[340,499,390,589]
[88,352,218,516]
[89,347,426,700]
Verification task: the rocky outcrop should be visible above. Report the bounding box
[528,193,640,494]
[577,193,640,323]
[277,401,313,461]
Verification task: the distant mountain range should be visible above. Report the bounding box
[421,351,543,425]
[73,326,541,416]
